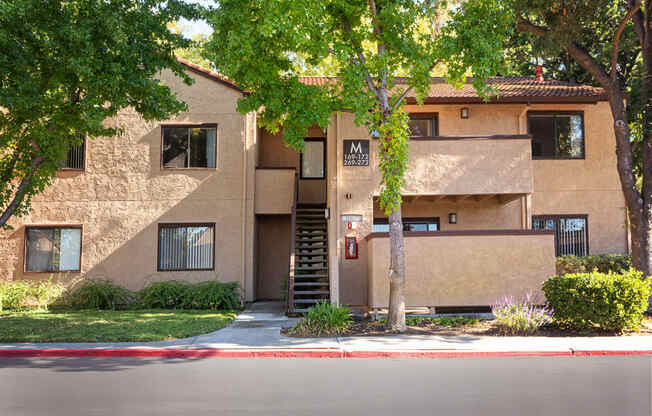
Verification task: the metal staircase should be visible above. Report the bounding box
[288,205,330,313]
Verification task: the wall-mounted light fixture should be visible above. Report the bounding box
[460,108,469,119]
[448,213,457,224]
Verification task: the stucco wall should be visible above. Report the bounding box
[367,231,556,307]
[254,169,295,214]
[0,69,256,294]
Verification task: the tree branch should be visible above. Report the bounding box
[516,20,614,88]
[612,1,642,81]
[340,18,378,95]
[391,59,442,111]
[0,154,45,228]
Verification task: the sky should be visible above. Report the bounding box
[178,0,214,38]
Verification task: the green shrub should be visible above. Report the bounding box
[0,277,68,311]
[181,281,240,310]
[290,302,352,336]
[68,279,137,310]
[543,269,650,332]
[556,254,632,275]
[140,280,189,309]
[140,280,241,310]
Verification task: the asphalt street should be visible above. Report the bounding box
[0,356,649,416]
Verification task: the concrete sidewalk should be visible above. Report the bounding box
[1,302,651,358]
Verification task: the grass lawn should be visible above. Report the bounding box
[0,309,238,343]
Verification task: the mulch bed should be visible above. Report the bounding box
[283,316,652,338]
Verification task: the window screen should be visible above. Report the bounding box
[25,227,82,272]
[373,218,440,233]
[533,215,588,256]
[529,113,584,158]
[300,139,325,179]
[408,115,438,137]
[162,126,216,168]
[158,224,215,271]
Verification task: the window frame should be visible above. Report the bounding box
[160,124,218,170]
[532,214,589,256]
[299,137,326,180]
[60,135,86,171]
[157,222,216,272]
[527,111,586,160]
[408,113,439,138]
[373,217,441,233]
[23,225,83,273]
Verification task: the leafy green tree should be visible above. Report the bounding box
[0,0,202,228]
[503,0,651,277]
[203,0,512,331]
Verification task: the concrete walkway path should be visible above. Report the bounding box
[1,302,651,357]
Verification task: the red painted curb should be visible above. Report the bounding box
[0,348,650,359]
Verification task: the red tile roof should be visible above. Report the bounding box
[176,58,606,103]
[176,57,243,93]
[297,76,607,103]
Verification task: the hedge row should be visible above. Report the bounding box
[556,254,631,275]
[543,269,650,332]
[0,278,241,311]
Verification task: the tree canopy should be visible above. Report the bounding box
[0,0,202,228]
[203,0,513,329]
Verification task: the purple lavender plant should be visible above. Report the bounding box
[491,292,552,335]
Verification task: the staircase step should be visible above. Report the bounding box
[297,240,327,244]
[293,282,329,286]
[297,225,327,230]
[296,219,327,224]
[296,266,328,271]
[297,250,327,256]
[294,274,328,279]
[296,258,327,264]
[294,290,330,295]
[294,299,328,304]
[296,208,326,212]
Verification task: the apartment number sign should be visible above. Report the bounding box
[343,140,369,166]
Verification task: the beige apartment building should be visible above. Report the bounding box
[0,59,628,312]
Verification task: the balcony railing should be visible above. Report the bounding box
[371,135,534,196]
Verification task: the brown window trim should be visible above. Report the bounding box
[157,222,216,272]
[532,214,589,256]
[366,229,554,241]
[373,217,441,232]
[24,224,83,273]
[299,137,326,180]
[408,112,439,138]
[160,124,218,170]
[372,134,532,141]
[527,111,586,160]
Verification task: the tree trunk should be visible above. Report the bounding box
[387,204,407,332]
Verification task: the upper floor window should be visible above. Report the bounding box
[162,125,216,169]
[25,226,82,272]
[61,134,85,170]
[300,138,325,179]
[408,113,438,137]
[158,223,215,271]
[373,217,440,233]
[533,214,588,256]
[528,112,585,159]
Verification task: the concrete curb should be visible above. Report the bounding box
[1,348,651,359]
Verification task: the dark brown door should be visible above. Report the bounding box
[256,215,291,300]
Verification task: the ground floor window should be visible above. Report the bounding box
[158,223,215,271]
[532,215,588,256]
[25,226,82,272]
[373,217,440,233]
